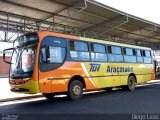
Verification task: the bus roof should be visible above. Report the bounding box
[81,37,151,50]
[37,31,151,50]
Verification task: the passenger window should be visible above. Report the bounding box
[108,46,123,62]
[137,49,142,56]
[91,43,107,62]
[143,50,152,63]
[124,48,136,63]
[136,49,143,63]
[111,46,122,54]
[125,48,134,55]
[145,51,151,57]
[92,44,106,53]
[70,41,90,61]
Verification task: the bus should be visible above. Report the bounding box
[3,31,155,101]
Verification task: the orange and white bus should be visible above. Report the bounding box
[3,31,155,100]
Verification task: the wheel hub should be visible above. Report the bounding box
[72,85,81,96]
[129,79,135,88]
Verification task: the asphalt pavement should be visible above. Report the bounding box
[1,80,160,120]
[0,82,160,114]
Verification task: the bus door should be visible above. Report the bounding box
[38,36,67,93]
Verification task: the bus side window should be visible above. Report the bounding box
[108,46,123,62]
[124,48,136,63]
[136,49,143,63]
[70,41,90,61]
[143,50,152,64]
[91,43,107,62]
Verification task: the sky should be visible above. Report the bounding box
[95,0,160,24]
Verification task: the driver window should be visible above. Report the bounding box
[39,36,66,72]
[40,46,65,64]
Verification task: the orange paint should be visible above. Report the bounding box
[151,68,155,80]
[38,61,96,93]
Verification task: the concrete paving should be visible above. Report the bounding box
[0,78,40,101]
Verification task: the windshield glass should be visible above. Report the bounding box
[10,44,37,79]
[10,33,38,79]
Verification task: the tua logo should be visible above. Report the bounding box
[90,64,101,72]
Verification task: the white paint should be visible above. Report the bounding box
[80,63,96,87]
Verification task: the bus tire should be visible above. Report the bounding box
[122,76,136,91]
[43,93,55,100]
[68,80,83,101]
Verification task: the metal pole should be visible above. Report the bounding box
[24,18,26,33]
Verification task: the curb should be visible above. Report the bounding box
[0,95,43,102]
[147,79,160,84]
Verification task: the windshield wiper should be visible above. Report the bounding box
[11,71,33,79]
[17,71,33,75]
[11,72,32,79]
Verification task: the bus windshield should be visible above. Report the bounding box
[10,44,37,79]
[10,33,38,79]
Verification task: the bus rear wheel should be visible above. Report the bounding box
[68,80,83,101]
[122,76,136,91]
[43,93,55,100]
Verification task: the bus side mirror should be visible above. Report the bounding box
[3,48,14,64]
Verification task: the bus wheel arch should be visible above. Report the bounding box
[122,73,137,91]
[129,73,137,83]
[68,75,86,90]
[67,75,86,101]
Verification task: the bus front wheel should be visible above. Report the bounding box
[68,80,83,101]
[122,76,136,91]
[43,93,55,100]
